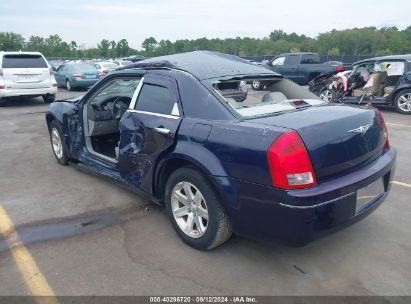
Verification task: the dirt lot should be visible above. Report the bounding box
[0,88,410,296]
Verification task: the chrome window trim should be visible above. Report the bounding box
[278,192,356,209]
[128,76,144,110]
[127,109,180,120]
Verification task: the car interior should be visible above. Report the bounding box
[351,61,405,97]
[83,78,141,160]
[213,77,322,117]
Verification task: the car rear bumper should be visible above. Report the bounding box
[214,147,397,246]
[70,78,99,87]
[0,87,57,98]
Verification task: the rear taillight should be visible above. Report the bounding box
[267,130,317,189]
[73,73,84,78]
[336,66,344,72]
[103,69,110,73]
[0,85,4,90]
[98,73,105,78]
[375,109,390,148]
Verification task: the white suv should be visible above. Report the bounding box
[0,51,57,105]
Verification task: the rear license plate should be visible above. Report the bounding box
[356,178,385,213]
[85,74,95,79]
[17,75,34,81]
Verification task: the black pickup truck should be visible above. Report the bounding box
[253,53,344,89]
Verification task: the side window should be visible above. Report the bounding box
[272,57,285,66]
[89,78,141,108]
[135,84,178,116]
[56,65,65,72]
[285,55,299,65]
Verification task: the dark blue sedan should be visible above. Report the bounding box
[45,51,396,250]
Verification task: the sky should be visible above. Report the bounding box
[1,0,410,50]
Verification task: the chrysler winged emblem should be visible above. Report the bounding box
[347,123,372,134]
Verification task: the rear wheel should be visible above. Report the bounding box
[49,120,69,165]
[394,89,411,114]
[251,80,264,91]
[66,80,73,91]
[43,94,55,103]
[165,167,232,250]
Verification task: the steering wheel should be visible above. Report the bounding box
[111,96,130,121]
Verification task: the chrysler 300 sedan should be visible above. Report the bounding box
[45,51,396,250]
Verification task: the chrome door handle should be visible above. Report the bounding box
[153,127,170,134]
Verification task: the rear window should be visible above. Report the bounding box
[2,54,47,68]
[71,64,98,72]
[209,77,324,118]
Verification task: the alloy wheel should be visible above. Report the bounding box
[397,93,411,112]
[51,128,63,159]
[320,89,333,102]
[171,181,209,238]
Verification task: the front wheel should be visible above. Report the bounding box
[49,120,69,165]
[319,89,333,102]
[394,89,411,114]
[165,167,232,250]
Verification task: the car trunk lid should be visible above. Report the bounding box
[249,104,387,182]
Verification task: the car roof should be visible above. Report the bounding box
[0,51,43,56]
[120,51,278,80]
[354,54,411,65]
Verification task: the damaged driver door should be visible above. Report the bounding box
[117,74,182,194]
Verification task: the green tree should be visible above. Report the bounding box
[97,39,110,57]
[116,39,129,57]
[142,37,157,54]
[0,32,25,51]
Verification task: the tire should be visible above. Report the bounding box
[251,80,264,91]
[49,120,69,165]
[319,89,333,102]
[43,94,55,103]
[66,80,73,91]
[165,167,232,250]
[394,89,411,115]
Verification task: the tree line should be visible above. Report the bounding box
[1,26,411,59]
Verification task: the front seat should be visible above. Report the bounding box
[262,92,287,103]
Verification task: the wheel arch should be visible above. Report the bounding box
[391,87,411,106]
[153,145,229,205]
[45,112,58,130]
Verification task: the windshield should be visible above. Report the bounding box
[207,77,324,118]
